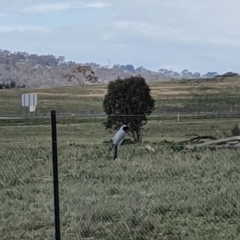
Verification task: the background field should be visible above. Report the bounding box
[1,79,240,240]
[1,77,240,116]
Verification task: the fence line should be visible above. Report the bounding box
[0,110,240,120]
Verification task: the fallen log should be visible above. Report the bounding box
[185,136,240,150]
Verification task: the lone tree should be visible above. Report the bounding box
[103,76,155,142]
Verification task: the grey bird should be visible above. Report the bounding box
[109,124,129,160]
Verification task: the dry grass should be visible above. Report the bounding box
[1,78,240,115]
[1,119,240,239]
[1,78,240,239]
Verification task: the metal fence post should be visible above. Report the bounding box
[51,110,61,240]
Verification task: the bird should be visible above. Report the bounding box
[109,124,129,160]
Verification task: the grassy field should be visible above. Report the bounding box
[1,78,240,239]
[1,77,240,116]
[1,117,240,239]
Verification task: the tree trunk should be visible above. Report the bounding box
[136,129,143,143]
[128,130,137,142]
[128,130,142,143]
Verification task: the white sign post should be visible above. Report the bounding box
[29,105,36,112]
[21,93,37,108]
[21,93,38,119]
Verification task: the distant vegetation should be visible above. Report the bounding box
[0,49,78,88]
[1,48,238,89]
[0,49,169,88]
[158,68,219,79]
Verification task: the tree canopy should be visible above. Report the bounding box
[103,76,155,142]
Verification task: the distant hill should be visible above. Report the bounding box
[0,49,170,88]
[0,49,239,89]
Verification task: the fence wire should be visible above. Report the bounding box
[1,108,240,121]
[1,114,240,239]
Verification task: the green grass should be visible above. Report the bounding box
[1,119,240,239]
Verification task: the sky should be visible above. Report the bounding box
[0,0,240,74]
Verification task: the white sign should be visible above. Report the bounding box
[29,105,36,112]
[21,93,37,107]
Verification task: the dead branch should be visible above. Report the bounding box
[185,134,217,143]
[163,139,174,144]
[163,122,240,151]
[185,136,240,150]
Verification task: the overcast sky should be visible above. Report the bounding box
[0,0,239,74]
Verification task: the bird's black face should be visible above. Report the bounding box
[123,126,129,132]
